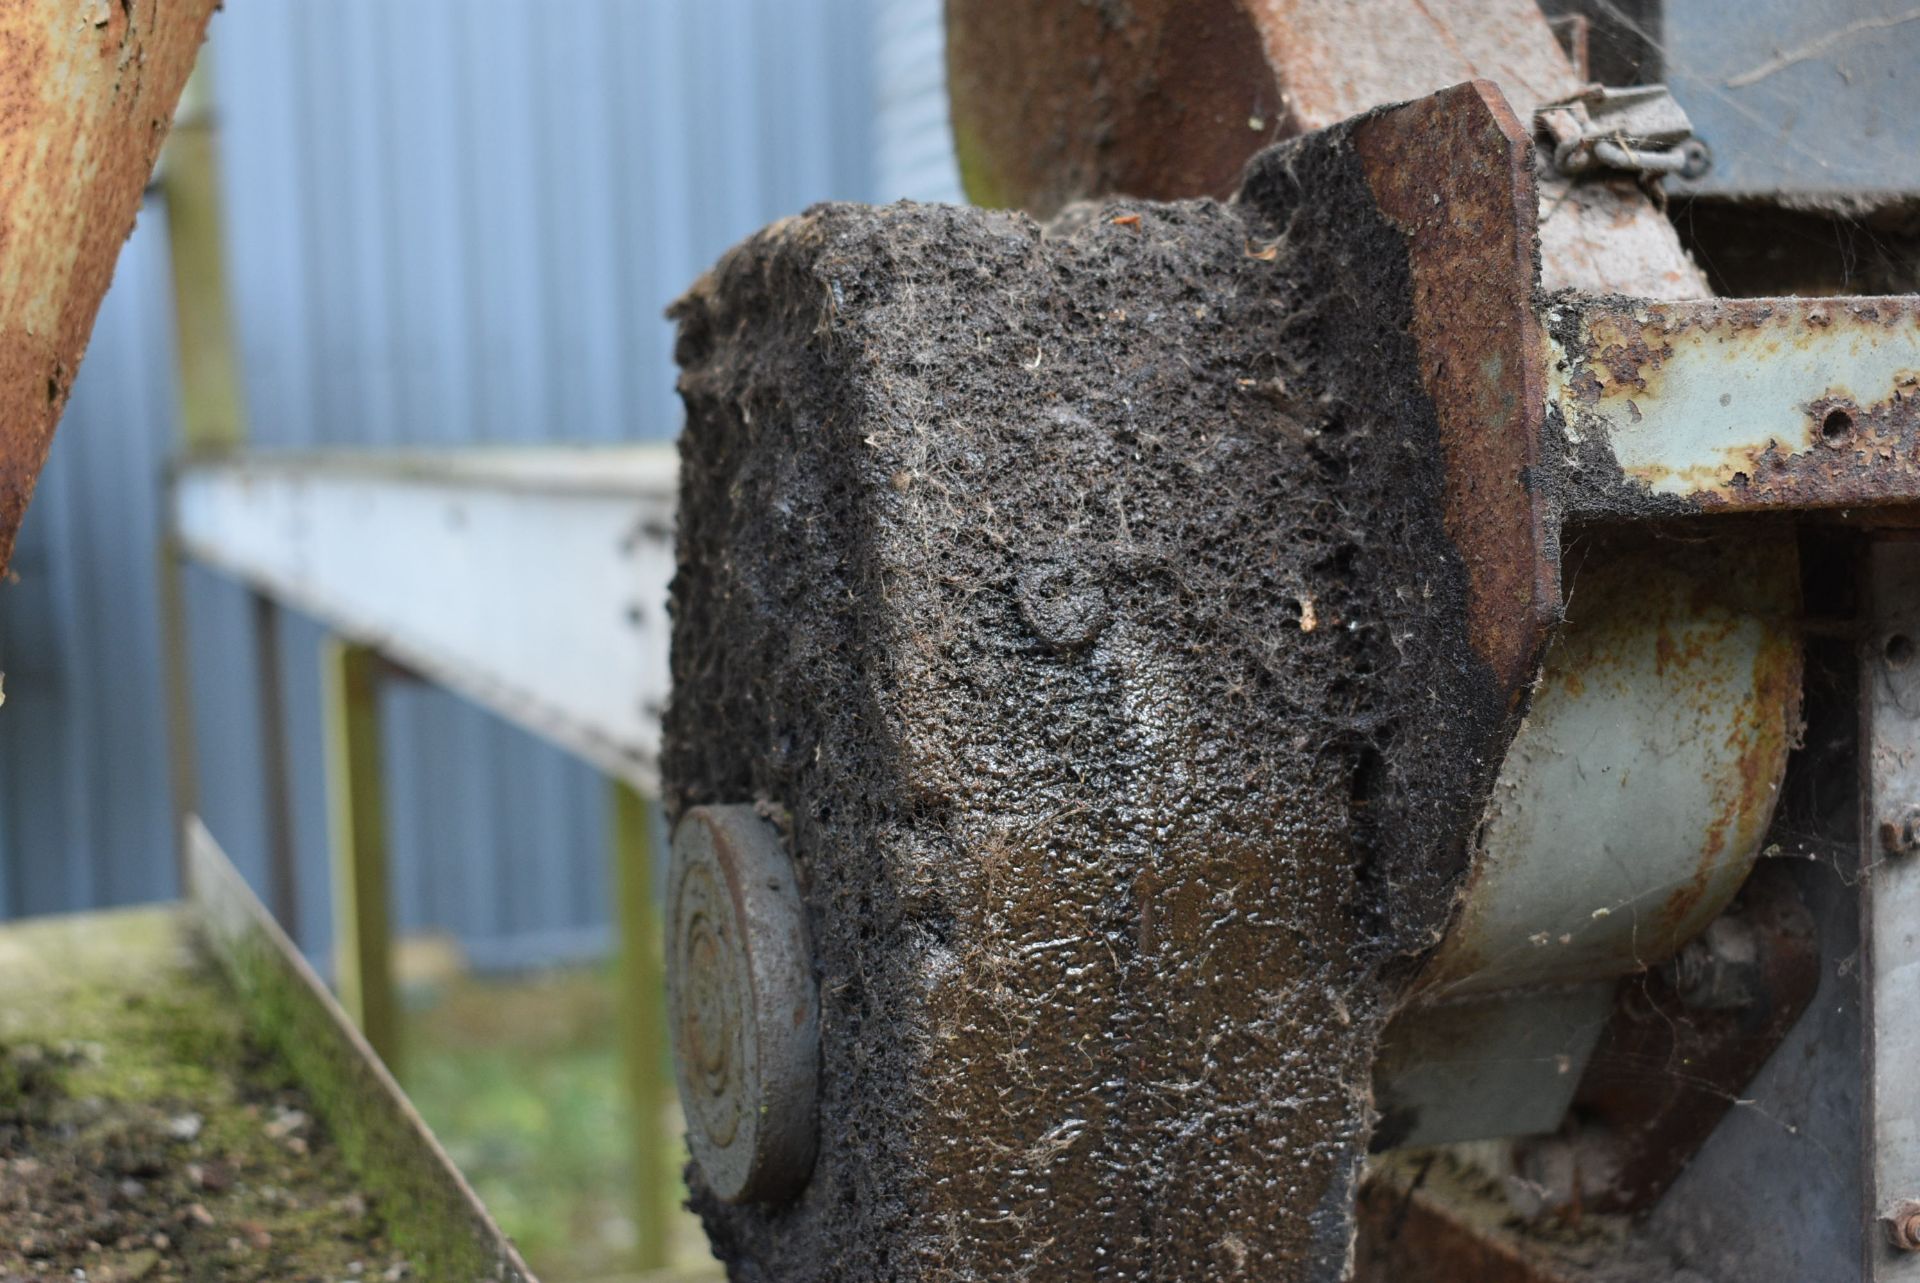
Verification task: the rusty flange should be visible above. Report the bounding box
[667,804,818,1205]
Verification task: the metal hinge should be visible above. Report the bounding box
[1537,84,1711,179]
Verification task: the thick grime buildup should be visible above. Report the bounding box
[667,115,1510,1282]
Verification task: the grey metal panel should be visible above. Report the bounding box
[0,0,880,972]
[194,0,874,965]
[1664,0,1920,200]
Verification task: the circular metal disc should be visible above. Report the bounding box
[667,804,818,1204]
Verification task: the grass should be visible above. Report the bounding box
[397,955,721,1283]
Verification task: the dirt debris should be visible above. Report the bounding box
[0,910,409,1283]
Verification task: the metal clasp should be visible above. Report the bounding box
[1537,84,1711,179]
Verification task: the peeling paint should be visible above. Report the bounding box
[1550,294,1920,512]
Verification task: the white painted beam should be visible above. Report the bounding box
[172,448,678,792]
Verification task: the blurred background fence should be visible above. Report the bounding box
[0,0,962,968]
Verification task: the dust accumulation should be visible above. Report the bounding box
[668,117,1507,1282]
[0,911,406,1283]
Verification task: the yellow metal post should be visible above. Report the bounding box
[161,67,245,456]
[612,779,672,1270]
[156,523,199,874]
[323,638,400,1071]
[160,62,280,907]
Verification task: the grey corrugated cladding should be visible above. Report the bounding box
[0,0,887,971]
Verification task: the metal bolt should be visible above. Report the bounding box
[1883,1200,1920,1252]
[1880,804,1920,857]
[667,804,819,1205]
[1677,138,1712,181]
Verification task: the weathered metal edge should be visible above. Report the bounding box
[169,458,669,795]
[185,817,538,1283]
[174,445,681,500]
[0,0,220,573]
[1352,79,1558,706]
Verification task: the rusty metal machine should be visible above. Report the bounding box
[661,1,1920,1279]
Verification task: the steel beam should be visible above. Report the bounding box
[172,447,678,792]
[611,779,674,1271]
[186,817,536,1282]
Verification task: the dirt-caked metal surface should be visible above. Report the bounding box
[0,0,218,572]
[666,84,1552,1281]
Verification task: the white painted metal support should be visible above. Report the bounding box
[1866,538,1920,1279]
[172,448,678,792]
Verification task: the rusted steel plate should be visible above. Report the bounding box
[946,0,1707,297]
[1352,1168,1580,1283]
[1241,0,1577,132]
[944,0,1277,216]
[1350,80,1553,702]
[946,0,1573,219]
[1550,294,1920,515]
[0,0,216,572]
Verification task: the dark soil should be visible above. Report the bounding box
[668,112,1505,1281]
[0,909,407,1283]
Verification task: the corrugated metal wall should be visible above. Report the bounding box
[0,211,181,920]
[0,0,891,968]
[874,0,965,203]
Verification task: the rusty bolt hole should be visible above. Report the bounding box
[1887,633,1916,670]
[1821,406,1855,445]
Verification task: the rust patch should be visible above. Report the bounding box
[0,0,218,573]
[1658,612,1802,940]
[944,0,1278,217]
[1352,80,1557,705]
[944,0,1577,218]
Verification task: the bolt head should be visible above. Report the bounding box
[1677,138,1712,181]
[1884,1200,1920,1252]
[667,805,819,1205]
[1882,805,1920,857]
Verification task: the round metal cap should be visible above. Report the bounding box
[667,804,818,1204]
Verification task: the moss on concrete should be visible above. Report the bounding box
[0,905,403,1282]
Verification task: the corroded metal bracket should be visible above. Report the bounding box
[668,79,1563,1282]
[667,73,1920,1281]
[1550,296,1920,516]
